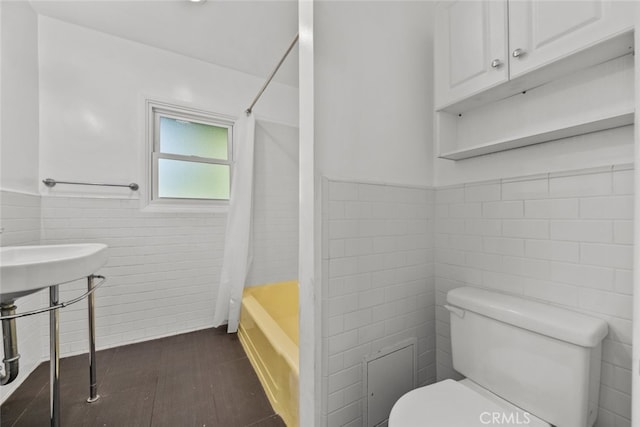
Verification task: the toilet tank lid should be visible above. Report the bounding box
[447,287,608,348]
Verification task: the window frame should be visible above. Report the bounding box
[145,99,235,209]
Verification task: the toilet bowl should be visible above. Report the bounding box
[389,379,549,427]
[389,287,608,427]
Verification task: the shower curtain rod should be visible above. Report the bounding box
[246,32,299,115]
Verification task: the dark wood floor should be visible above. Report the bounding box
[1,328,285,427]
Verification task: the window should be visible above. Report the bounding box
[147,101,233,205]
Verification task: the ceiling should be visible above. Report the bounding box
[29,0,299,87]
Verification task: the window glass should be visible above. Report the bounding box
[159,116,228,160]
[157,158,230,200]
[148,101,233,205]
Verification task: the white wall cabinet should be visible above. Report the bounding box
[509,1,634,79]
[435,0,635,112]
[434,0,635,160]
[434,1,509,110]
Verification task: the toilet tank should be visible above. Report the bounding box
[446,287,608,427]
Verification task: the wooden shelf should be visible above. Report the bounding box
[436,52,635,162]
[439,110,634,160]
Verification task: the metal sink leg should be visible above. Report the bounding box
[49,286,60,427]
[87,276,99,403]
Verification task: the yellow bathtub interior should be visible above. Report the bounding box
[238,280,299,427]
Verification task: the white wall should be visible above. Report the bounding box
[0,2,44,404]
[314,1,434,187]
[0,192,44,404]
[310,2,436,425]
[0,1,40,194]
[37,16,298,198]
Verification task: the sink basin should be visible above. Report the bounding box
[0,244,108,303]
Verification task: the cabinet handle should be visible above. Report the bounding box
[512,48,525,58]
[491,59,502,68]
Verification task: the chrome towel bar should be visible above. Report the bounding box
[43,178,139,191]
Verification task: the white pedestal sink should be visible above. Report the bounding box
[0,243,108,427]
[0,243,108,303]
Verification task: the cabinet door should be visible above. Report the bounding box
[508,0,635,79]
[434,0,508,111]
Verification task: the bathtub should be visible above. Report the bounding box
[238,280,299,427]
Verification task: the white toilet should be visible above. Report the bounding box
[389,287,608,427]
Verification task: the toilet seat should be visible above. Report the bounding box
[388,379,550,427]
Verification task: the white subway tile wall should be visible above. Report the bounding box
[434,165,633,427]
[40,196,226,356]
[0,192,40,247]
[0,191,45,403]
[323,180,435,426]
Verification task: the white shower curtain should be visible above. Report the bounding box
[213,112,255,333]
